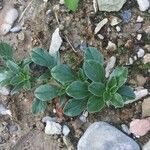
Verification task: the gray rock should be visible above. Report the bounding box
[97,0,126,12]
[78,122,140,150]
[143,139,150,150]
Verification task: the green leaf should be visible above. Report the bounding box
[117,86,135,101]
[110,93,124,108]
[84,47,104,64]
[77,68,87,81]
[51,64,75,84]
[110,67,128,88]
[87,96,105,113]
[6,60,20,74]
[66,81,89,99]
[37,71,51,82]
[63,98,87,116]
[10,75,23,85]
[64,0,79,11]
[83,60,105,82]
[23,80,31,90]
[88,82,105,97]
[106,77,118,93]
[32,98,47,115]
[0,42,13,61]
[31,48,56,69]
[103,91,112,101]
[11,82,24,95]
[34,84,58,101]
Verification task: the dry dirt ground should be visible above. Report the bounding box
[0,0,149,149]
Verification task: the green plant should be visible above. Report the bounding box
[33,47,135,116]
[64,0,79,11]
[0,42,32,95]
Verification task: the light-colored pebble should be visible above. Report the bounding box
[110,16,121,26]
[136,0,150,11]
[143,54,150,64]
[142,97,150,117]
[116,26,121,32]
[136,16,144,22]
[106,41,117,51]
[136,34,142,41]
[10,26,22,33]
[62,125,70,136]
[137,48,145,58]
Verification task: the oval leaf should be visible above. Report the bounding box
[66,81,89,99]
[84,47,104,64]
[6,60,20,74]
[87,96,105,113]
[34,84,58,101]
[32,98,47,115]
[88,82,105,97]
[117,86,135,101]
[31,48,55,69]
[83,60,105,82]
[63,98,87,116]
[51,64,75,84]
[110,93,124,108]
[0,42,13,61]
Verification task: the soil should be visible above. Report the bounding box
[0,0,149,149]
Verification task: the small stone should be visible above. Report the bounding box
[59,0,64,4]
[121,10,132,23]
[116,26,121,32]
[0,87,10,95]
[7,123,20,133]
[137,48,145,58]
[143,54,150,64]
[121,124,131,135]
[45,121,62,135]
[105,56,116,78]
[10,26,22,33]
[0,104,11,116]
[136,75,146,87]
[125,40,134,49]
[106,41,117,51]
[136,34,142,41]
[143,139,150,150]
[128,57,134,65]
[136,16,144,22]
[136,0,150,11]
[133,56,137,61]
[110,16,121,26]
[80,41,88,51]
[78,122,140,150]
[97,0,127,12]
[94,18,108,34]
[97,34,104,40]
[62,125,70,136]
[17,32,25,41]
[142,97,150,117]
[129,118,150,137]
[42,116,57,123]
[1,23,11,35]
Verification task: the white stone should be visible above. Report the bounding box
[59,0,64,4]
[42,116,57,123]
[93,0,98,12]
[116,26,121,32]
[121,124,131,135]
[137,48,145,58]
[106,41,117,51]
[94,18,108,34]
[137,34,142,41]
[97,34,104,39]
[0,104,12,116]
[0,87,10,95]
[129,57,134,65]
[1,23,12,35]
[4,8,19,25]
[136,0,150,11]
[143,54,150,64]
[110,16,121,26]
[143,139,150,150]
[45,121,62,135]
[78,122,140,150]
[49,28,62,57]
[62,125,70,136]
[105,56,116,78]
[10,26,22,33]
[136,16,144,22]
[134,56,137,61]
[125,88,148,104]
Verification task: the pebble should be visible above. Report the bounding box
[136,75,147,87]
[62,125,70,136]
[136,34,142,41]
[142,97,150,117]
[106,41,117,51]
[10,26,22,33]
[17,32,25,41]
[94,18,108,34]
[129,118,150,137]
[0,104,11,116]
[110,16,121,26]
[143,139,150,150]
[137,48,145,58]
[136,0,150,11]
[136,16,144,22]
[105,56,116,78]
[80,41,88,51]
[0,87,10,95]
[121,10,132,23]
[78,122,140,150]
[42,116,57,123]
[97,34,104,40]
[116,26,121,32]
[121,124,131,135]
[143,54,150,64]
[128,57,134,65]
[125,88,148,104]
[59,0,65,4]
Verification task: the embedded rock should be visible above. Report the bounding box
[78,122,140,150]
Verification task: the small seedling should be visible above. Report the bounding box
[64,0,79,11]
